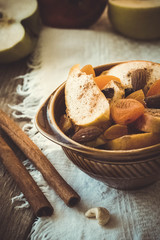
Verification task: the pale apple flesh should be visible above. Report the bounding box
[0,30,37,63]
[0,0,40,63]
[65,66,110,127]
[0,0,37,21]
[0,23,24,51]
[104,61,160,95]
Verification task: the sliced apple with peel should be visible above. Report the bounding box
[103,60,160,95]
[107,133,160,150]
[0,0,41,63]
[65,65,110,127]
[133,108,160,133]
[108,0,160,40]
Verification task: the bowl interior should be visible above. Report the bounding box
[35,62,160,190]
[36,62,160,163]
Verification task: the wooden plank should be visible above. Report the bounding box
[0,58,35,240]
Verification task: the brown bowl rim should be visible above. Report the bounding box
[35,61,160,162]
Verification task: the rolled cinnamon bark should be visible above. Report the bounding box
[0,109,80,207]
[0,135,53,217]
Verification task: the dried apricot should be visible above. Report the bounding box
[111,99,145,125]
[81,64,95,77]
[126,89,145,105]
[146,79,160,96]
[94,75,121,90]
[104,124,128,140]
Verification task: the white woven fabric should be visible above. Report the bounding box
[12,9,160,240]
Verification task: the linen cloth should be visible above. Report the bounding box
[12,9,160,240]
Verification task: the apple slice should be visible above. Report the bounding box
[107,132,160,150]
[108,0,160,40]
[134,108,160,133]
[104,61,160,95]
[0,0,41,63]
[65,65,110,127]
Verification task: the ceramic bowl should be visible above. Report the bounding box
[35,62,160,190]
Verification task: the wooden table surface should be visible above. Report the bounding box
[0,58,35,240]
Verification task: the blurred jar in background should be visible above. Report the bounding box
[37,0,107,28]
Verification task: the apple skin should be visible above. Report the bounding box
[37,0,107,28]
[0,7,41,63]
[0,32,37,63]
[108,2,160,40]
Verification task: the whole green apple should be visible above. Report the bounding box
[108,0,160,40]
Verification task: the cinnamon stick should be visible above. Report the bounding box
[0,109,80,207]
[0,135,53,217]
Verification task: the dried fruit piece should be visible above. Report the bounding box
[98,120,113,131]
[104,124,128,140]
[72,126,102,143]
[59,114,73,133]
[102,80,125,104]
[85,135,106,148]
[126,89,145,105]
[127,124,142,135]
[131,69,147,91]
[107,133,160,150]
[111,99,145,125]
[94,75,121,90]
[100,70,109,75]
[102,88,114,98]
[134,108,160,133]
[146,79,160,96]
[81,64,95,77]
[145,94,160,109]
[125,88,135,97]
